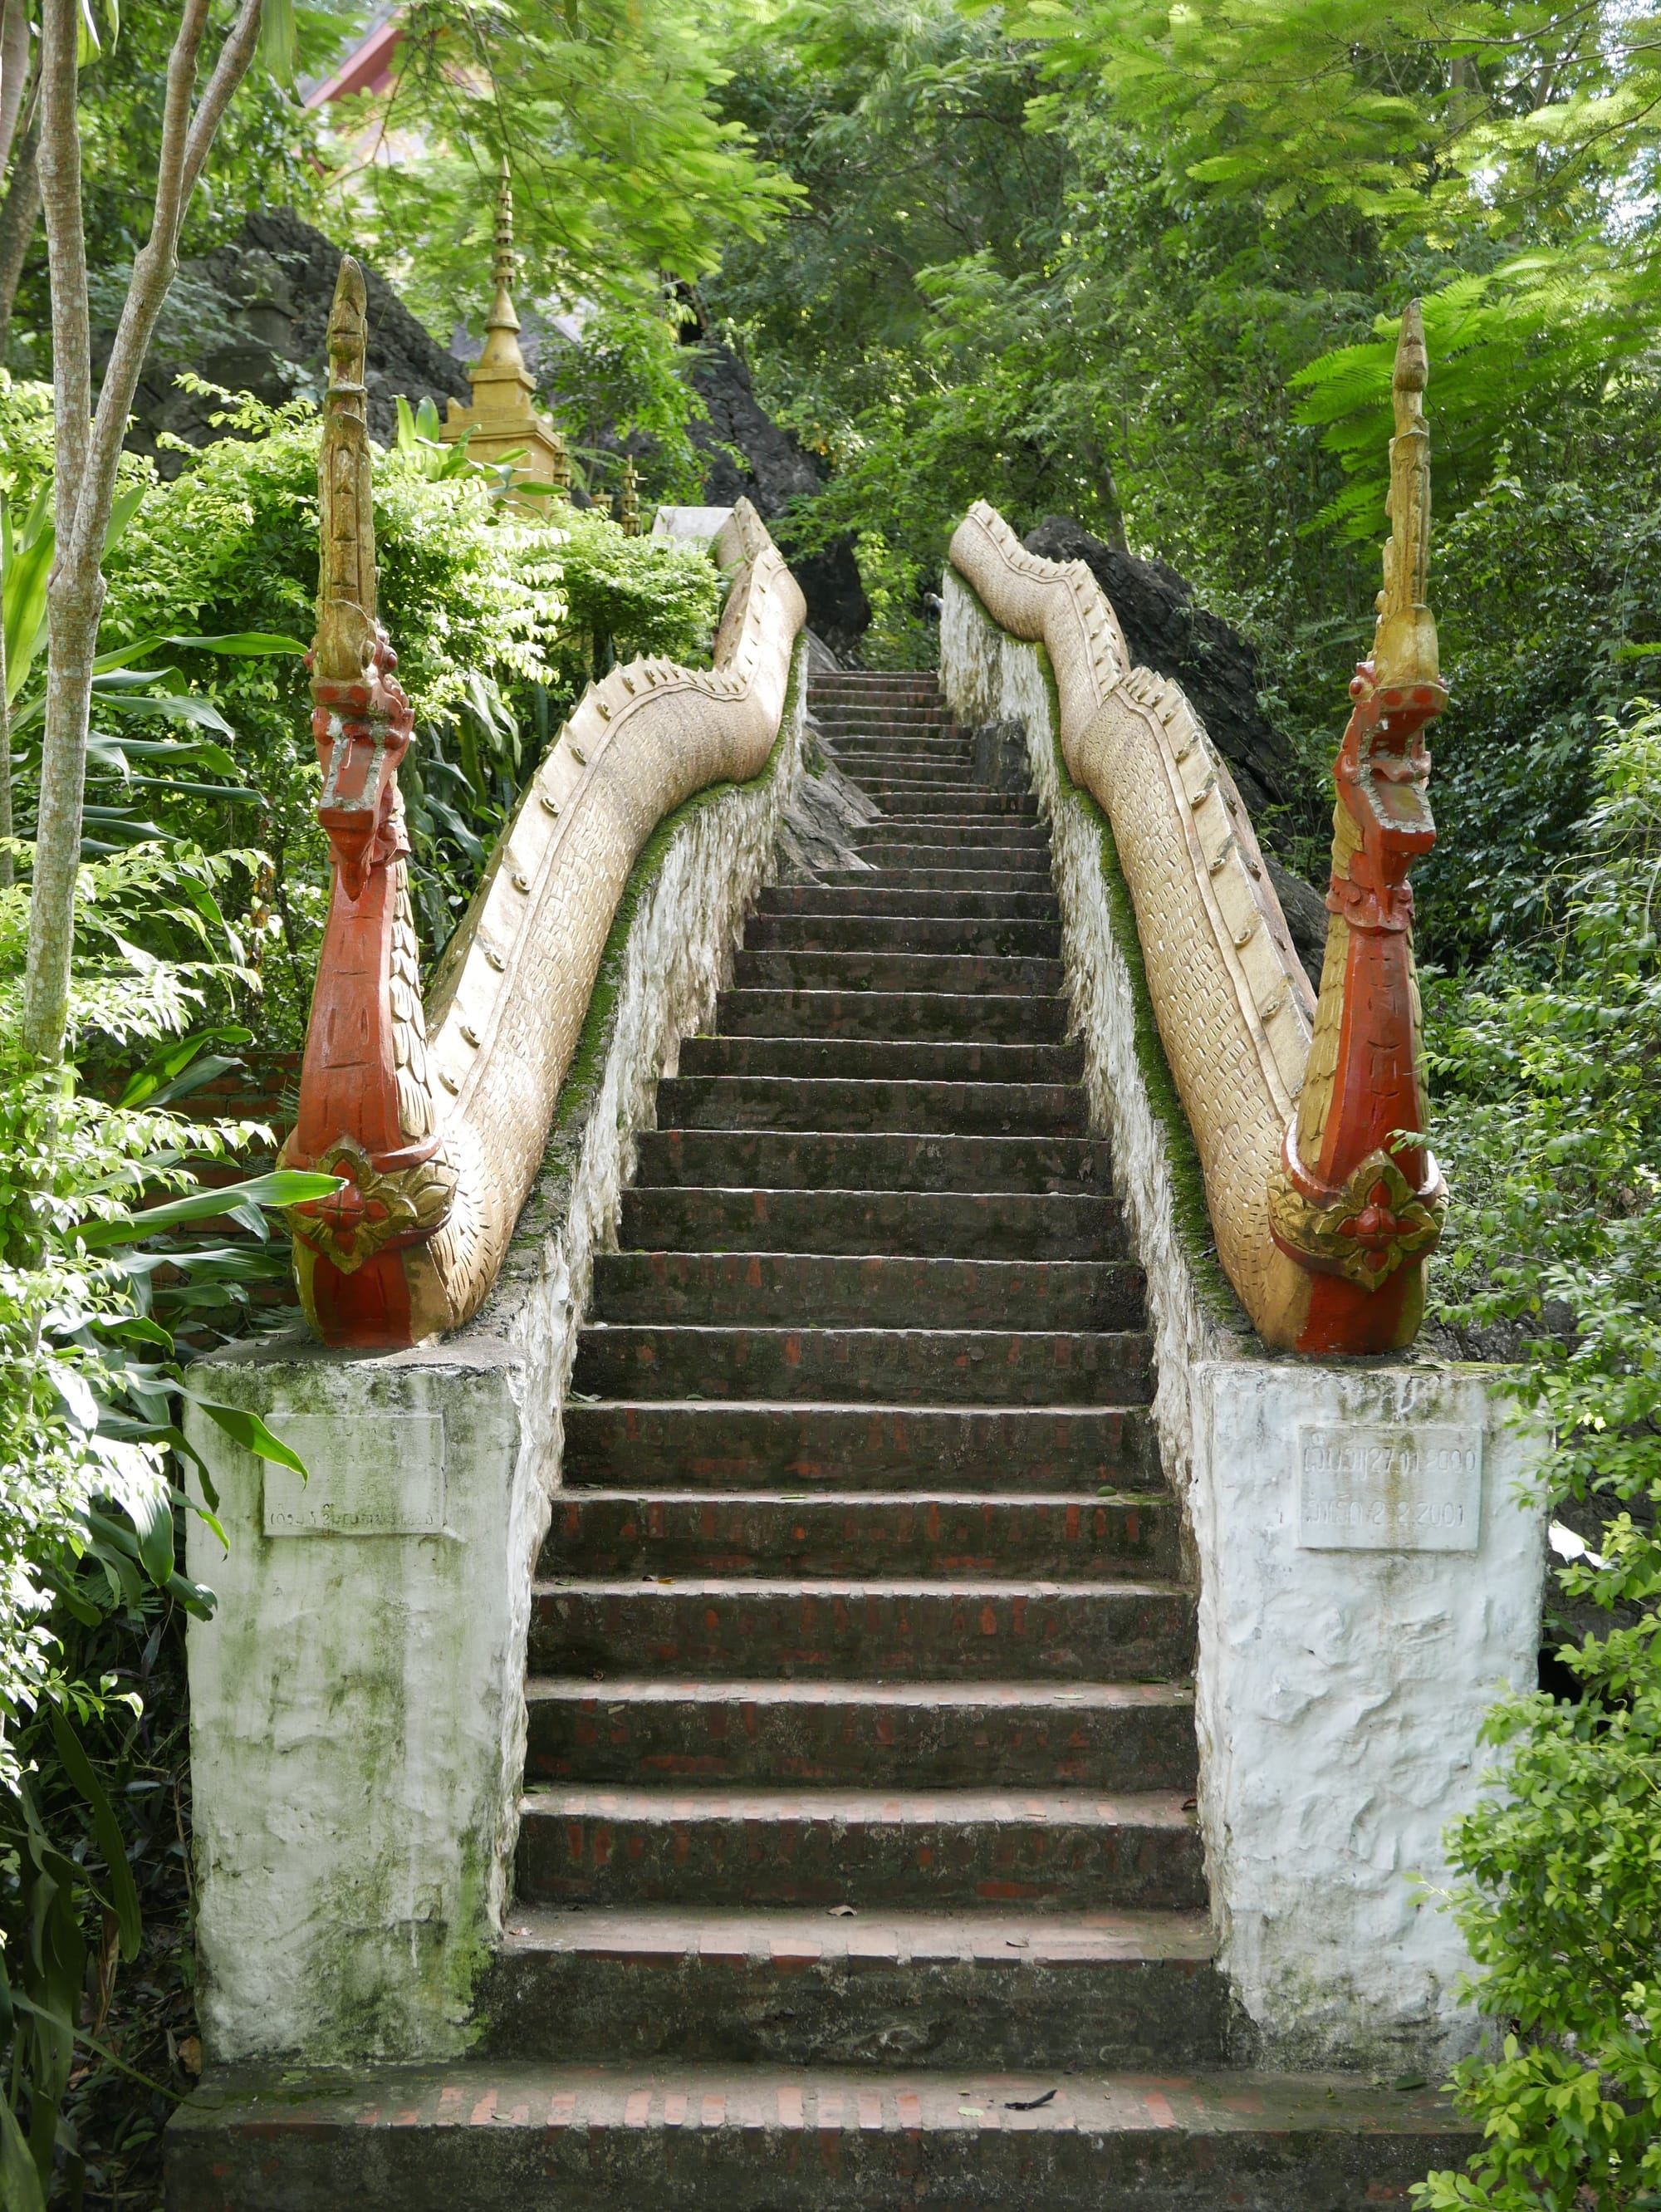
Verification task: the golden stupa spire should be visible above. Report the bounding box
[440,156,570,505]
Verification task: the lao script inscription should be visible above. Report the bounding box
[1297,1424,1482,1552]
[261,1413,447,1538]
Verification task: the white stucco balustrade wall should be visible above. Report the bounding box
[183,659,806,2066]
[940,566,1546,2069]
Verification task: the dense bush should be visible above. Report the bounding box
[1411,706,1661,2208]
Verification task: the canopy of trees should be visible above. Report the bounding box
[0,2,1655,2205]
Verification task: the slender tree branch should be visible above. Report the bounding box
[0,115,40,362]
[75,0,263,584]
[37,0,87,542]
[0,0,30,182]
[25,0,266,1062]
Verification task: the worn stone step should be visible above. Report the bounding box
[831,748,972,770]
[853,822,1050,851]
[620,1185,1124,1263]
[850,789,1036,817]
[483,1905,1222,2071]
[561,1402,1161,1493]
[633,1129,1112,1194]
[523,1677,1196,1790]
[834,759,978,781]
[742,914,1061,959]
[733,950,1064,997]
[715,989,1067,1044]
[656,1073,1081,1133]
[676,1035,1080,1084]
[815,703,948,721]
[757,886,1060,921]
[539,1490,1175,1583]
[167,2061,1478,2210]
[571,1324,1154,1407]
[517,1783,1204,1910]
[168,2061,1478,2212]
[819,866,1054,893]
[530,1575,1188,1684]
[590,1253,1143,1332]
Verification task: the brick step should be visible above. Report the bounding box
[483,1905,1222,2070]
[539,1490,1176,1583]
[676,1035,1080,1083]
[516,1784,1204,1910]
[590,1253,1144,1332]
[169,2062,1477,2212]
[531,1576,1188,1684]
[656,1074,1082,1134]
[561,1402,1160,1493]
[733,950,1064,997]
[571,1324,1154,1407]
[633,1130,1112,1194]
[620,1186,1124,1263]
[756,886,1059,920]
[819,866,1054,893]
[523,1678,1195,1790]
[170,2057,1478,2211]
[715,990,1067,1044]
[743,913,1062,957]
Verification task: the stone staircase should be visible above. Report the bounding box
[168,671,1473,2207]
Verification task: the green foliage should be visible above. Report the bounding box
[321,0,798,488]
[543,504,723,696]
[1412,704,1661,2208]
[7,3,343,375]
[0,826,342,2199]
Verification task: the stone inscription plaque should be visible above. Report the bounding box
[1297,1424,1482,1552]
[261,1414,447,1538]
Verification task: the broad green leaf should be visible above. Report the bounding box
[46,1706,142,1962]
[79,1169,344,1246]
[0,2092,45,2212]
[261,0,296,86]
[189,1399,310,1480]
[164,631,306,657]
[126,1482,177,1588]
[101,691,237,736]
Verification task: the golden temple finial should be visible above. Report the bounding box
[1370,299,1439,692]
[440,156,571,506]
[315,257,379,682]
[620,456,640,537]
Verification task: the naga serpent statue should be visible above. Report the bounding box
[282,257,803,1345]
[948,303,1444,1355]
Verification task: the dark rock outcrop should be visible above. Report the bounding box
[1022,516,1292,824]
[115,208,469,472]
[688,342,870,660]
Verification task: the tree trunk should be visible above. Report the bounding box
[22,0,266,1062]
